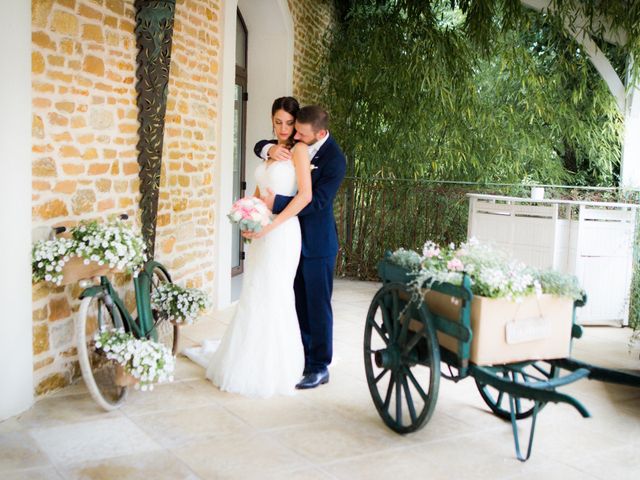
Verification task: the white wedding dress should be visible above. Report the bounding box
[185,160,304,397]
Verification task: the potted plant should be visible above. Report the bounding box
[32,218,147,286]
[150,283,210,324]
[94,328,175,391]
[388,238,584,365]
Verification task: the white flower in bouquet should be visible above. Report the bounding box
[94,327,175,390]
[32,237,75,285]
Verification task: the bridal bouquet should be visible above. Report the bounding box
[94,327,175,391]
[227,196,272,241]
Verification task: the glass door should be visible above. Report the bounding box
[232,10,248,276]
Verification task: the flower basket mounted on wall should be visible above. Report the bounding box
[60,256,113,286]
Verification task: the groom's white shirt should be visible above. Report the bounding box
[260,131,330,161]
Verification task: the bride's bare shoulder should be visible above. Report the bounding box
[291,143,309,160]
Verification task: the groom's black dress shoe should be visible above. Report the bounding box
[296,370,329,389]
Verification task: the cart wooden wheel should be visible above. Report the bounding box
[475,362,559,420]
[364,282,440,434]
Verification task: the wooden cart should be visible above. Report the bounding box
[364,255,640,461]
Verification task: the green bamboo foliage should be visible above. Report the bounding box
[325,1,630,184]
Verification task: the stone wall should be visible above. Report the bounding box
[154,0,220,291]
[30,0,333,396]
[32,0,142,394]
[30,0,223,395]
[287,0,335,106]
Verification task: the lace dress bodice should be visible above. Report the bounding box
[254,160,298,198]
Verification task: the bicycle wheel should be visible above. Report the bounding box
[77,294,128,410]
[148,264,179,355]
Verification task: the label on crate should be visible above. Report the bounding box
[505,316,551,344]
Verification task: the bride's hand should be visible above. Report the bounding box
[243,224,273,240]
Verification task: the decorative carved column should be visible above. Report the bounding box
[134,0,176,257]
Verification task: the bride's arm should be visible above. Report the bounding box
[251,146,311,238]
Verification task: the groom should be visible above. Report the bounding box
[254,105,346,389]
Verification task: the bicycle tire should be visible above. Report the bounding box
[77,294,128,410]
[148,264,180,355]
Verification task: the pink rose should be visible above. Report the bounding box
[447,258,464,272]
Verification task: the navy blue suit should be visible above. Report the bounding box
[254,137,346,373]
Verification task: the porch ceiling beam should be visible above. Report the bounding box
[520,0,628,46]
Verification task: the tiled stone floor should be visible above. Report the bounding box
[2,279,640,479]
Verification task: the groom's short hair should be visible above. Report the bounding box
[297,105,329,133]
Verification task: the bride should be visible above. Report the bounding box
[187,97,310,397]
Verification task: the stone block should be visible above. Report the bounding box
[48,297,71,322]
[106,0,125,15]
[89,108,114,129]
[32,0,54,28]
[33,323,49,356]
[79,4,102,21]
[54,180,77,194]
[98,198,115,211]
[34,199,69,220]
[62,163,85,175]
[32,31,55,50]
[48,112,69,127]
[51,10,79,36]
[32,51,45,74]
[82,148,99,160]
[55,101,75,113]
[72,189,96,214]
[82,24,104,43]
[60,145,81,158]
[96,179,112,192]
[33,157,56,177]
[50,319,74,350]
[71,116,87,128]
[35,373,68,396]
[83,55,104,76]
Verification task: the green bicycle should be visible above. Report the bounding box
[54,219,179,411]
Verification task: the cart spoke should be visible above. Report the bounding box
[391,291,400,342]
[397,307,411,347]
[403,330,423,356]
[395,371,402,424]
[367,316,389,345]
[377,299,394,341]
[383,372,395,411]
[375,368,390,384]
[406,366,429,402]
[401,373,418,424]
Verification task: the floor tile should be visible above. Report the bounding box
[171,432,308,479]
[1,466,64,480]
[61,452,199,480]
[29,417,161,465]
[0,431,51,473]
[129,404,251,448]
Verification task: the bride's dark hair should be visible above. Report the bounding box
[271,96,300,117]
[271,97,300,148]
